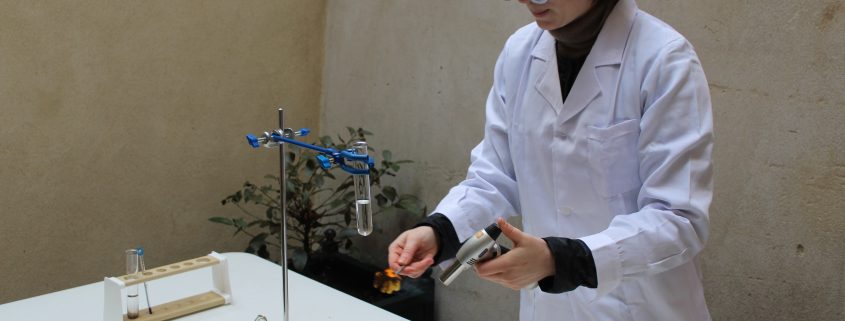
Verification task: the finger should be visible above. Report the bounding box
[474,257,507,277]
[399,253,433,274]
[389,254,403,272]
[477,270,508,285]
[402,257,434,274]
[387,235,406,270]
[401,256,434,277]
[497,217,525,245]
[476,266,527,291]
[477,269,524,290]
[397,238,419,266]
[388,249,400,271]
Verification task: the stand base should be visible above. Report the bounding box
[123,291,225,321]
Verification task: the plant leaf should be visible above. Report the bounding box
[209,217,235,226]
[233,218,247,229]
[328,198,348,209]
[248,233,269,250]
[381,186,397,201]
[396,195,422,214]
[375,194,388,207]
[338,228,360,239]
[291,248,308,270]
[319,135,334,147]
[231,191,243,203]
[257,245,270,259]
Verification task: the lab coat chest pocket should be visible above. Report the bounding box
[587,119,641,197]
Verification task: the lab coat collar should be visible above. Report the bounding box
[531,0,637,118]
[590,0,637,67]
[529,0,636,65]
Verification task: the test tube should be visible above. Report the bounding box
[125,249,140,319]
[351,141,373,236]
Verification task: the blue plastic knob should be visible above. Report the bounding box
[299,128,310,137]
[316,154,333,170]
[246,134,260,148]
[136,247,145,256]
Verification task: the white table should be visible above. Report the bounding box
[0,252,407,321]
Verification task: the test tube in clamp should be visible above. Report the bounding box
[350,141,373,236]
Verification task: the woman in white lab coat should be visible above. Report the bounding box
[389,0,713,320]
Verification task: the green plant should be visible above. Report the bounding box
[209,127,426,268]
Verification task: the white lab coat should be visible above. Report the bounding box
[433,0,713,320]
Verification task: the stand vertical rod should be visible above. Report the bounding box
[278,108,290,321]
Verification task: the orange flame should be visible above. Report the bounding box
[384,268,399,278]
[373,267,402,294]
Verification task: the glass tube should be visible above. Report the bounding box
[351,141,373,236]
[125,249,140,319]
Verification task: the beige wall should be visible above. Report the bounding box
[322,1,844,320]
[642,1,845,319]
[0,1,326,303]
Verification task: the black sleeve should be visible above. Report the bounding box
[414,213,462,265]
[538,237,598,293]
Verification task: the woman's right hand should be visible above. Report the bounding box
[388,226,438,278]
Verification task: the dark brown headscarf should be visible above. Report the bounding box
[551,0,619,103]
[549,0,620,59]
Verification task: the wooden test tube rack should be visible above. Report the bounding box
[103,252,232,321]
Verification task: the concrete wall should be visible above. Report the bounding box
[322,1,844,321]
[0,1,326,303]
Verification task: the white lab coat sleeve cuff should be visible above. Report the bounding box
[579,233,622,300]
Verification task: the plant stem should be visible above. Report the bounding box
[234,203,265,221]
[257,188,281,207]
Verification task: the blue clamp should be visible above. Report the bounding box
[315,151,373,174]
[337,150,374,175]
[136,247,145,256]
[316,154,333,170]
[246,134,260,148]
[247,128,374,175]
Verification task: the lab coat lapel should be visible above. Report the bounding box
[530,35,606,124]
[558,59,601,124]
[531,32,563,115]
[556,0,637,125]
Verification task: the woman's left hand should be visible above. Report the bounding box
[475,217,556,290]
